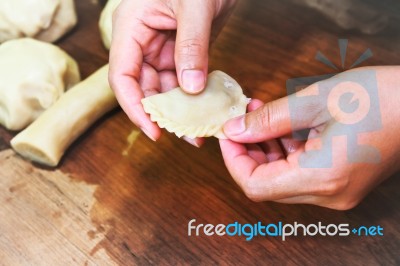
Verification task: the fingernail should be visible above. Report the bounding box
[140,127,156,142]
[223,115,246,136]
[182,136,201,148]
[182,70,205,94]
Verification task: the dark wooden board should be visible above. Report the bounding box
[0,0,399,264]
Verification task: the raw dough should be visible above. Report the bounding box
[0,0,77,43]
[142,71,249,139]
[99,0,122,49]
[11,65,119,167]
[0,38,80,130]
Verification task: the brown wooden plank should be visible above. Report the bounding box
[0,0,399,265]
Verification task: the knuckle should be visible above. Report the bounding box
[178,38,205,57]
[254,108,269,129]
[142,88,156,97]
[252,103,279,133]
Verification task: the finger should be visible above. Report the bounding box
[182,136,205,148]
[279,136,304,155]
[247,144,269,164]
[245,99,285,161]
[247,98,264,112]
[109,22,161,141]
[246,139,285,164]
[259,140,285,162]
[220,139,320,201]
[247,98,286,160]
[247,99,285,161]
[223,84,326,143]
[159,70,179,92]
[140,63,161,97]
[174,0,214,94]
[155,32,177,71]
[219,139,259,180]
[224,97,291,143]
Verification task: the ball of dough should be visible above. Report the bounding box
[0,0,77,43]
[99,0,122,50]
[0,38,80,130]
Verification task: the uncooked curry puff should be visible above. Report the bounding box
[0,38,80,130]
[142,71,250,139]
[0,0,77,43]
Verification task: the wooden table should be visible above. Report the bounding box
[1,0,399,264]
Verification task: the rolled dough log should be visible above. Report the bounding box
[0,38,80,130]
[0,0,77,43]
[99,0,122,49]
[11,65,119,167]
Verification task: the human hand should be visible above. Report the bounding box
[109,0,236,144]
[220,67,400,210]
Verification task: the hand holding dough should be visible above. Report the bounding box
[99,0,122,49]
[0,38,80,130]
[0,0,77,43]
[11,65,118,167]
[142,71,249,139]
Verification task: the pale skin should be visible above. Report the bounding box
[109,0,236,146]
[109,0,400,210]
[221,67,400,210]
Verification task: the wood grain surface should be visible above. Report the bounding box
[1,0,400,265]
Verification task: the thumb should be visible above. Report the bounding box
[223,93,325,143]
[175,0,213,94]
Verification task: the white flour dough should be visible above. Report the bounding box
[11,65,118,167]
[142,71,249,139]
[0,0,77,43]
[99,0,122,49]
[0,38,80,130]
